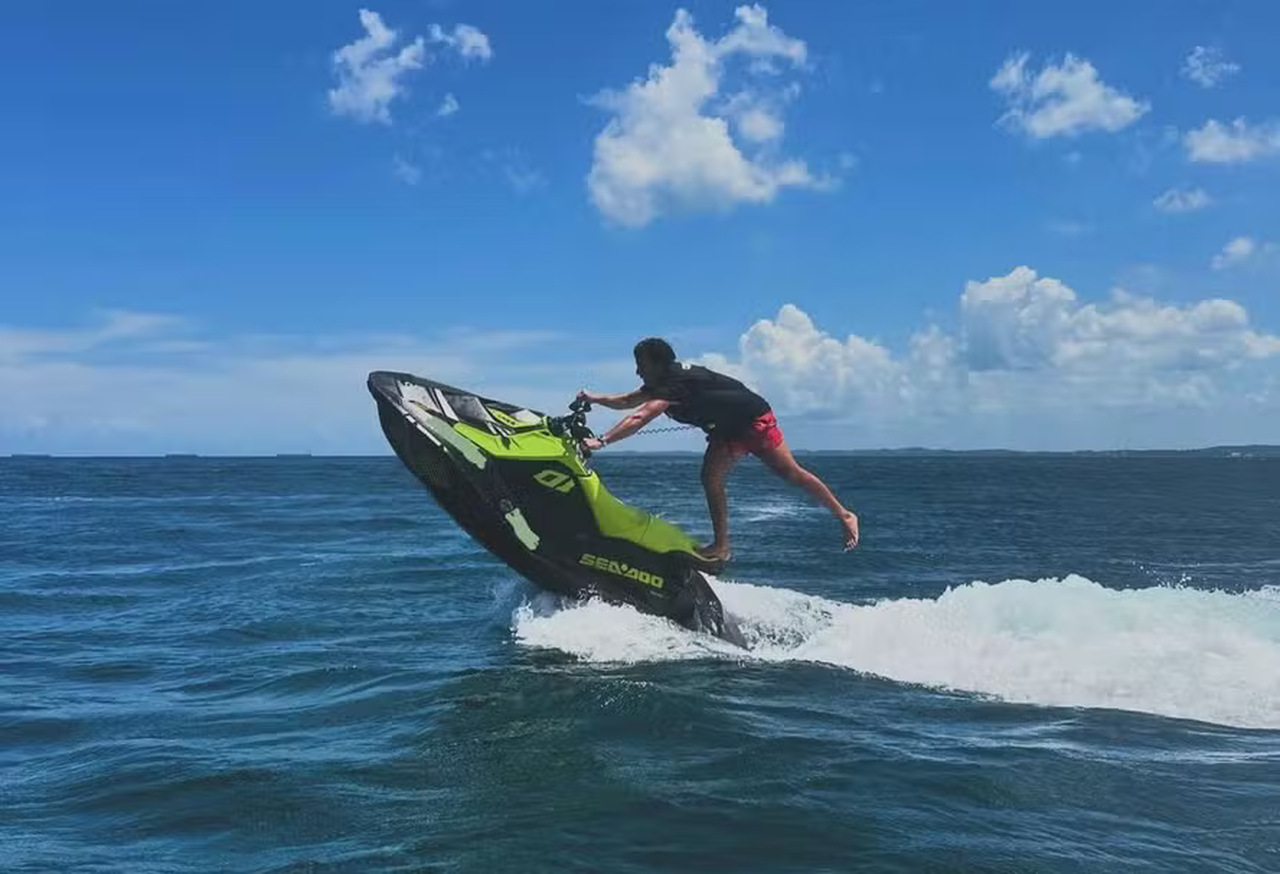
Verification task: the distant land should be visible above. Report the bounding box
[5,446,1280,459]
[617,445,1280,458]
[795,444,1280,458]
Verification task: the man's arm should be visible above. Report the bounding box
[584,398,669,449]
[578,387,650,410]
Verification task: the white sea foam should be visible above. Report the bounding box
[734,497,816,523]
[511,575,1280,729]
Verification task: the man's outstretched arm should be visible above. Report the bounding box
[583,399,670,450]
[577,387,650,410]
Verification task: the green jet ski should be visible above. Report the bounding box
[367,371,745,647]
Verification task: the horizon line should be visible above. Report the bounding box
[4,444,1278,460]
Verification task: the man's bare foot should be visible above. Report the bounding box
[841,511,860,550]
[697,544,732,564]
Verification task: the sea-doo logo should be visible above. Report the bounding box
[579,553,664,589]
[534,469,575,493]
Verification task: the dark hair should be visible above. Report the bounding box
[633,337,677,369]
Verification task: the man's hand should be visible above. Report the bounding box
[842,511,860,551]
[581,437,606,452]
[576,389,598,404]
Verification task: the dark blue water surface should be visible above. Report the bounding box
[2,455,1278,872]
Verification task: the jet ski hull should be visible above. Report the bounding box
[368,371,743,646]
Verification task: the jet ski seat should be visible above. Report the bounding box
[577,474,700,557]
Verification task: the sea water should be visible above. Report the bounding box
[2,455,1278,872]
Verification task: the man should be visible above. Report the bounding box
[578,337,860,563]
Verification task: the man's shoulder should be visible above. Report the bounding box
[681,362,742,386]
[647,362,724,391]
[675,362,718,379]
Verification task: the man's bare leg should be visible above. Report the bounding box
[698,440,740,561]
[756,437,860,549]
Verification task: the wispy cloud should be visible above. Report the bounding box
[990,52,1149,139]
[327,10,491,126]
[437,92,460,117]
[1182,46,1240,89]
[0,309,188,364]
[0,316,586,455]
[393,155,423,185]
[428,23,493,63]
[1047,220,1092,237]
[1153,187,1211,213]
[483,147,546,194]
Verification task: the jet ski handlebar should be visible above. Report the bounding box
[547,396,596,445]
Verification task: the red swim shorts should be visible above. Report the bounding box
[716,411,785,458]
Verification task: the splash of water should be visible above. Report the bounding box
[511,575,1280,729]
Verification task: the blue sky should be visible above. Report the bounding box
[3,1,1279,454]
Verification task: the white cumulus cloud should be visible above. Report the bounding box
[699,267,1280,448]
[990,52,1149,139]
[1212,236,1256,270]
[1185,118,1280,164]
[586,5,834,228]
[1153,187,1211,213]
[957,267,1277,373]
[1182,46,1240,88]
[328,9,426,125]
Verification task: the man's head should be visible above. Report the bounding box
[634,337,677,385]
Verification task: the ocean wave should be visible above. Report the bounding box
[512,575,1280,730]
